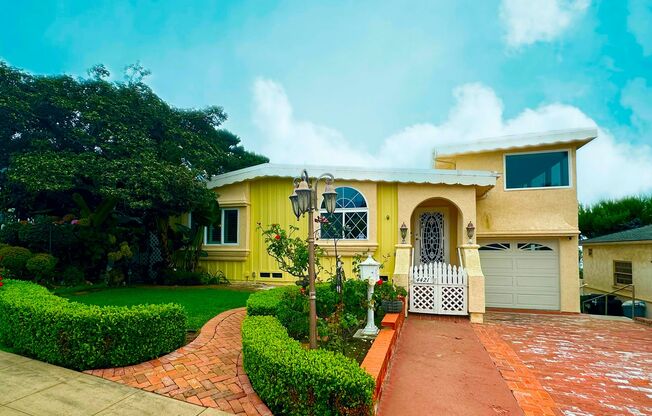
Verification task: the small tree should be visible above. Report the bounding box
[258,223,325,288]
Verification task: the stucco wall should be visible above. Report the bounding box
[583,242,652,317]
[436,144,580,237]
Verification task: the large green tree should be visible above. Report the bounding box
[579,195,652,239]
[0,62,267,219]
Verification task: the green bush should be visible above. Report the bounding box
[0,279,187,370]
[62,265,85,286]
[0,246,33,278]
[242,316,374,416]
[0,222,21,246]
[276,287,310,339]
[246,286,298,316]
[26,253,58,283]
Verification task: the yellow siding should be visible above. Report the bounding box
[377,183,398,277]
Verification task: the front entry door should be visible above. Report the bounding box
[414,208,449,265]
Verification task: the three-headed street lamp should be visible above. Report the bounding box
[289,170,337,349]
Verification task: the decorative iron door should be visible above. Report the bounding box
[417,212,446,264]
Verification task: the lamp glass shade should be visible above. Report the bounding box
[289,192,300,218]
[466,221,476,241]
[322,182,337,214]
[296,179,312,213]
[400,222,408,243]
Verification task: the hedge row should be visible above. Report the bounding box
[246,286,297,316]
[0,279,187,370]
[242,315,375,416]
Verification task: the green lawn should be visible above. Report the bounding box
[59,285,254,331]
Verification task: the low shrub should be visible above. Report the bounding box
[246,286,297,316]
[0,279,187,370]
[26,253,58,283]
[62,265,86,286]
[0,246,33,278]
[242,315,374,416]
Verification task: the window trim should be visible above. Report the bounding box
[503,148,573,191]
[202,208,240,246]
[319,186,369,241]
[613,260,633,286]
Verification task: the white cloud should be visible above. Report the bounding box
[251,78,652,204]
[621,77,652,134]
[499,0,590,48]
[627,0,652,56]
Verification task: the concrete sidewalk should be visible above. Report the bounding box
[0,350,232,416]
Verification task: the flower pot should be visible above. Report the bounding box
[382,299,403,313]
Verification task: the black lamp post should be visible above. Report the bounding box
[288,170,337,349]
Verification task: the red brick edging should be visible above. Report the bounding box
[85,308,271,416]
[360,305,406,402]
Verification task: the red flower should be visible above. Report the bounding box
[376,279,383,285]
[274,234,281,240]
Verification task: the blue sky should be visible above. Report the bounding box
[2,0,652,203]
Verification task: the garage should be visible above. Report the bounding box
[478,239,560,310]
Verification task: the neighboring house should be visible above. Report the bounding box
[200,127,597,322]
[581,225,652,318]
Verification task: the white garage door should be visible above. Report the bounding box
[479,240,560,310]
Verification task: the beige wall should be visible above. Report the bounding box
[436,144,579,237]
[583,242,652,317]
[436,144,583,312]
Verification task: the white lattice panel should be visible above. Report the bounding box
[409,285,436,313]
[409,261,468,316]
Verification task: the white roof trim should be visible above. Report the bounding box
[207,163,498,189]
[434,127,598,157]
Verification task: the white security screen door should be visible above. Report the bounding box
[414,208,449,265]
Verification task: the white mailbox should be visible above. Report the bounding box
[356,254,380,337]
[359,255,380,282]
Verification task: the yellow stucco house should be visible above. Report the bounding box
[581,225,652,318]
[199,128,597,323]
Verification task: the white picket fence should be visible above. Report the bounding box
[409,262,468,315]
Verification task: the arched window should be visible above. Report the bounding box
[320,187,368,240]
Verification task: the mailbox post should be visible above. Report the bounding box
[358,255,380,336]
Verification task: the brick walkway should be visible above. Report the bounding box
[474,312,652,416]
[377,315,523,416]
[86,308,271,416]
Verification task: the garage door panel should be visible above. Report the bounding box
[486,293,516,306]
[481,258,514,270]
[485,276,514,288]
[516,275,560,289]
[480,239,560,310]
[516,294,559,308]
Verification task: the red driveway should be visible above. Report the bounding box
[377,315,523,416]
[476,312,652,416]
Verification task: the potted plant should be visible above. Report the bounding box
[374,279,407,313]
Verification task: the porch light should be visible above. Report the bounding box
[400,222,408,244]
[322,180,337,214]
[289,189,300,219]
[466,221,476,244]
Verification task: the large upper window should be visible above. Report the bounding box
[320,187,368,240]
[191,209,239,245]
[505,150,570,189]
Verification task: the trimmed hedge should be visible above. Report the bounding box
[0,279,187,370]
[246,286,298,316]
[0,245,33,278]
[242,315,375,416]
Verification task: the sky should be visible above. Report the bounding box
[1,0,652,204]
